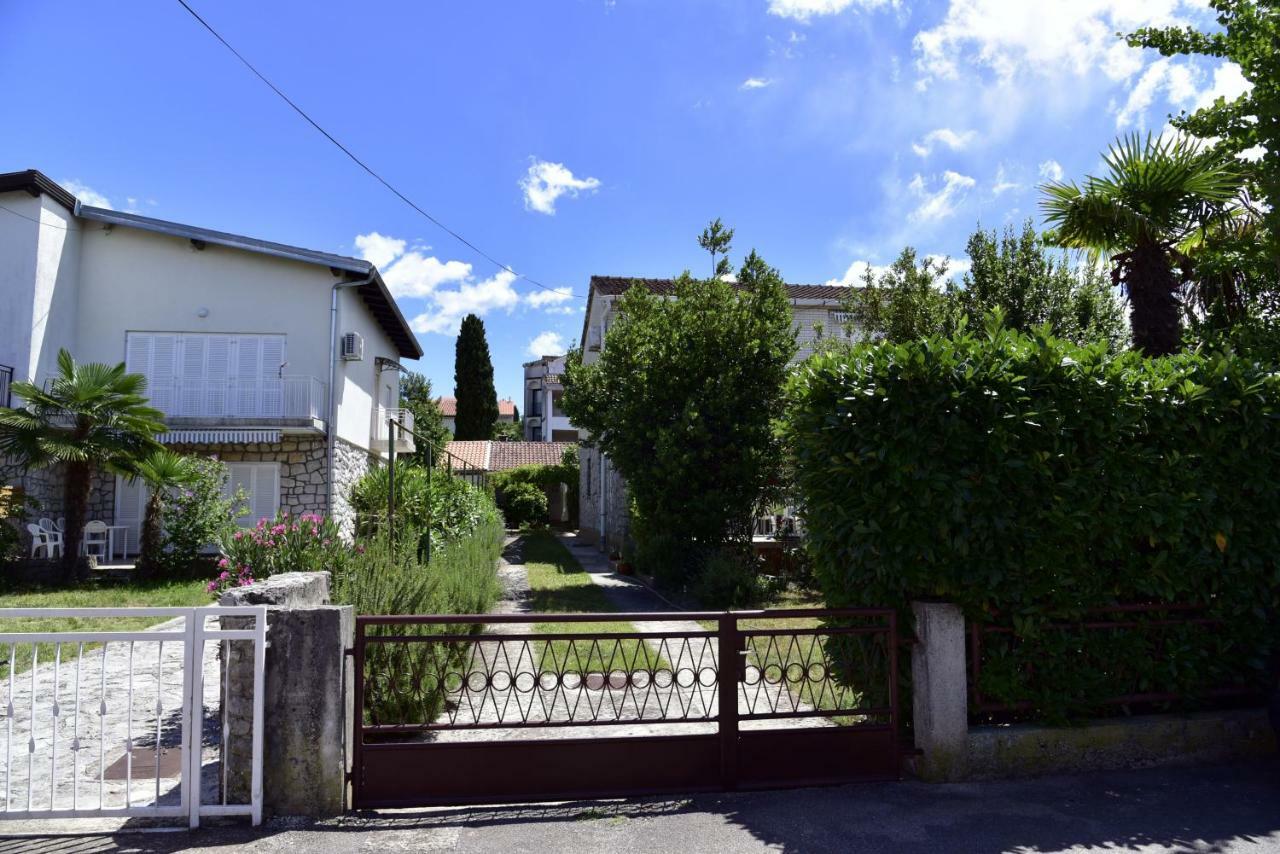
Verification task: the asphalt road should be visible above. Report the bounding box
[4,758,1279,853]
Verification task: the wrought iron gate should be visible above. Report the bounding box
[351,608,899,807]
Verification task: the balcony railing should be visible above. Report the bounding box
[374,407,416,454]
[0,365,11,408]
[142,375,327,421]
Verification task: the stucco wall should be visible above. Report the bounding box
[332,284,400,454]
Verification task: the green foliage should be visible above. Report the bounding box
[1041,132,1248,356]
[221,511,349,581]
[0,491,37,569]
[690,549,772,609]
[839,247,956,342]
[959,221,1128,350]
[698,217,735,279]
[491,419,522,442]
[0,349,166,580]
[784,314,1280,721]
[349,463,502,555]
[132,450,201,580]
[399,371,451,466]
[334,518,504,725]
[160,457,246,576]
[489,454,580,527]
[501,482,547,528]
[563,245,796,583]
[453,314,498,440]
[1128,2,1280,336]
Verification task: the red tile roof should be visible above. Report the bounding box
[443,441,576,473]
[589,275,850,301]
[436,397,516,418]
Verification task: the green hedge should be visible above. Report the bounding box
[489,455,579,528]
[784,318,1280,720]
[349,464,499,553]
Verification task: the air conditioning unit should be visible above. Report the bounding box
[340,332,364,361]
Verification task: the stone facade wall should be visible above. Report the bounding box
[165,435,329,519]
[1,456,112,552]
[578,445,630,553]
[332,438,377,540]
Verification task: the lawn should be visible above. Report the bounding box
[521,531,666,672]
[0,578,211,679]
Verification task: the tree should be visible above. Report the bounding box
[838,248,956,342]
[1041,133,1244,356]
[960,221,1128,350]
[0,350,165,581]
[133,449,199,580]
[698,217,735,279]
[399,370,451,464]
[491,420,521,442]
[453,315,498,440]
[563,229,796,580]
[1127,2,1280,333]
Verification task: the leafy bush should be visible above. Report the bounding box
[221,512,349,581]
[489,452,579,527]
[784,315,1280,720]
[349,464,499,554]
[691,549,771,608]
[159,457,246,576]
[501,482,548,528]
[332,516,505,725]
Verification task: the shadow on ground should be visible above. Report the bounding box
[3,758,1278,854]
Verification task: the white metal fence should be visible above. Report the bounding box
[0,606,266,827]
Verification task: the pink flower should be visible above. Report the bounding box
[234,531,244,541]
[219,571,229,580]
[217,557,229,568]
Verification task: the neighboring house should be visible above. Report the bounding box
[576,275,856,552]
[522,355,579,442]
[444,440,576,522]
[0,168,422,551]
[435,396,517,436]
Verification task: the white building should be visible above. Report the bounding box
[0,169,422,551]
[575,275,856,552]
[522,355,579,442]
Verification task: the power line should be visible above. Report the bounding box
[174,0,583,301]
[0,204,77,230]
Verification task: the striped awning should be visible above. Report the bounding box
[157,429,282,445]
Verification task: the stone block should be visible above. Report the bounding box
[911,601,969,782]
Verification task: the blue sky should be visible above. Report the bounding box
[1,1,1247,404]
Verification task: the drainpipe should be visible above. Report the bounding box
[326,273,375,518]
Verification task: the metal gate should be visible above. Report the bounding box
[352,608,899,807]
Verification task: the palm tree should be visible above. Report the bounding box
[132,450,200,581]
[0,350,165,581]
[1040,133,1245,356]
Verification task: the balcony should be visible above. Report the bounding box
[142,375,328,428]
[373,407,416,454]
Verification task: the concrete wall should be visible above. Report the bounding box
[220,572,352,817]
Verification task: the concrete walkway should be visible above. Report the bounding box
[7,758,1279,853]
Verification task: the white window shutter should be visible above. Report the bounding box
[233,336,262,416]
[125,333,153,375]
[113,475,147,557]
[205,335,231,415]
[261,336,285,416]
[179,335,206,417]
[253,464,280,523]
[149,334,178,413]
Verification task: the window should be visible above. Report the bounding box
[223,463,282,527]
[551,390,566,418]
[125,332,287,417]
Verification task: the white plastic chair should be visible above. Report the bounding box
[37,518,64,554]
[54,517,65,532]
[26,523,61,559]
[82,521,110,561]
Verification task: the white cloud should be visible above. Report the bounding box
[928,255,971,282]
[525,288,576,309]
[1194,61,1251,111]
[383,254,472,298]
[913,0,1206,87]
[411,271,521,336]
[527,331,567,357]
[354,231,407,269]
[1115,58,1199,127]
[767,0,893,22]
[826,259,891,286]
[907,170,976,223]
[1038,159,1065,182]
[912,127,978,157]
[59,179,112,209]
[520,159,601,215]
[741,77,774,90]
[991,163,1020,195]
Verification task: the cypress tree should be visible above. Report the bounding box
[453,314,498,439]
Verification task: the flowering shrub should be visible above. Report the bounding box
[160,457,246,574]
[215,511,350,591]
[205,556,254,597]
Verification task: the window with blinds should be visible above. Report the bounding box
[125,332,287,418]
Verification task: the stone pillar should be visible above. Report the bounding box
[911,601,969,782]
[220,572,353,817]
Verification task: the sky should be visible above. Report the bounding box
[0,0,1250,404]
